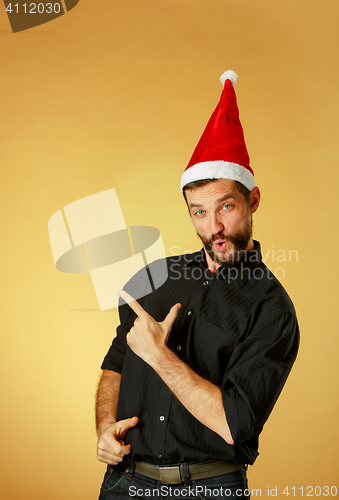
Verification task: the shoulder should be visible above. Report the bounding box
[241,262,299,342]
[260,262,297,316]
[237,241,297,318]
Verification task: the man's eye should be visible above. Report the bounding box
[223,204,231,210]
[195,210,205,216]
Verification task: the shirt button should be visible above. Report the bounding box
[176,345,182,350]
[202,280,209,286]
[187,310,192,316]
[158,453,162,459]
[160,416,165,421]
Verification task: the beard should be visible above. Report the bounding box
[197,215,253,267]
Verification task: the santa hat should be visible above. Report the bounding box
[180,70,256,192]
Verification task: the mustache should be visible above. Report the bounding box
[210,233,233,244]
[211,233,226,241]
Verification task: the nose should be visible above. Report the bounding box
[209,213,224,235]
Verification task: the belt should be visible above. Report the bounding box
[122,458,244,485]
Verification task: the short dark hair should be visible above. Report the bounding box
[183,179,251,206]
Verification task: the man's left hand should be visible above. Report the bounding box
[118,290,181,365]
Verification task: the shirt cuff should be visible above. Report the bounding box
[222,387,254,444]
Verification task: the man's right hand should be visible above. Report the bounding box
[97,416,139,465]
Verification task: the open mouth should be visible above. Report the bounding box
[213,240,228,251]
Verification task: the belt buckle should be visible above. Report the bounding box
[159,465,182,484]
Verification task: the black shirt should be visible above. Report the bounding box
[101,241,299,466]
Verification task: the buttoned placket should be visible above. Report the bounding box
[154,266,216,461]
[154,389,171,462]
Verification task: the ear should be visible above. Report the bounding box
[250,186,260,213]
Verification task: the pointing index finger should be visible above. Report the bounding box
[118,290,149,318]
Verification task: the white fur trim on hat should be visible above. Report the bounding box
[180,161,256,192]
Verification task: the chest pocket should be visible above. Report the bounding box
[190,319,239,384]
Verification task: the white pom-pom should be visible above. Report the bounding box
[220,70,238,87]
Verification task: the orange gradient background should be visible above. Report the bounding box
[0,1,338,499]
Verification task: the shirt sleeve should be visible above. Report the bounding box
[222,310,300,445]
[100,258,167,372]
[100,300,135,373]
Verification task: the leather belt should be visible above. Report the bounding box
[122,458,244,485]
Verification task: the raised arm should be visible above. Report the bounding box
[149,346,234,444]
[118,290,234,445]
[96,369,138,465]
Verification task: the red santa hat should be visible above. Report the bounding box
[180,70,256,192]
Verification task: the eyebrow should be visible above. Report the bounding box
[189,194,236,210]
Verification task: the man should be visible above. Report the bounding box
[96,71,299,499]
